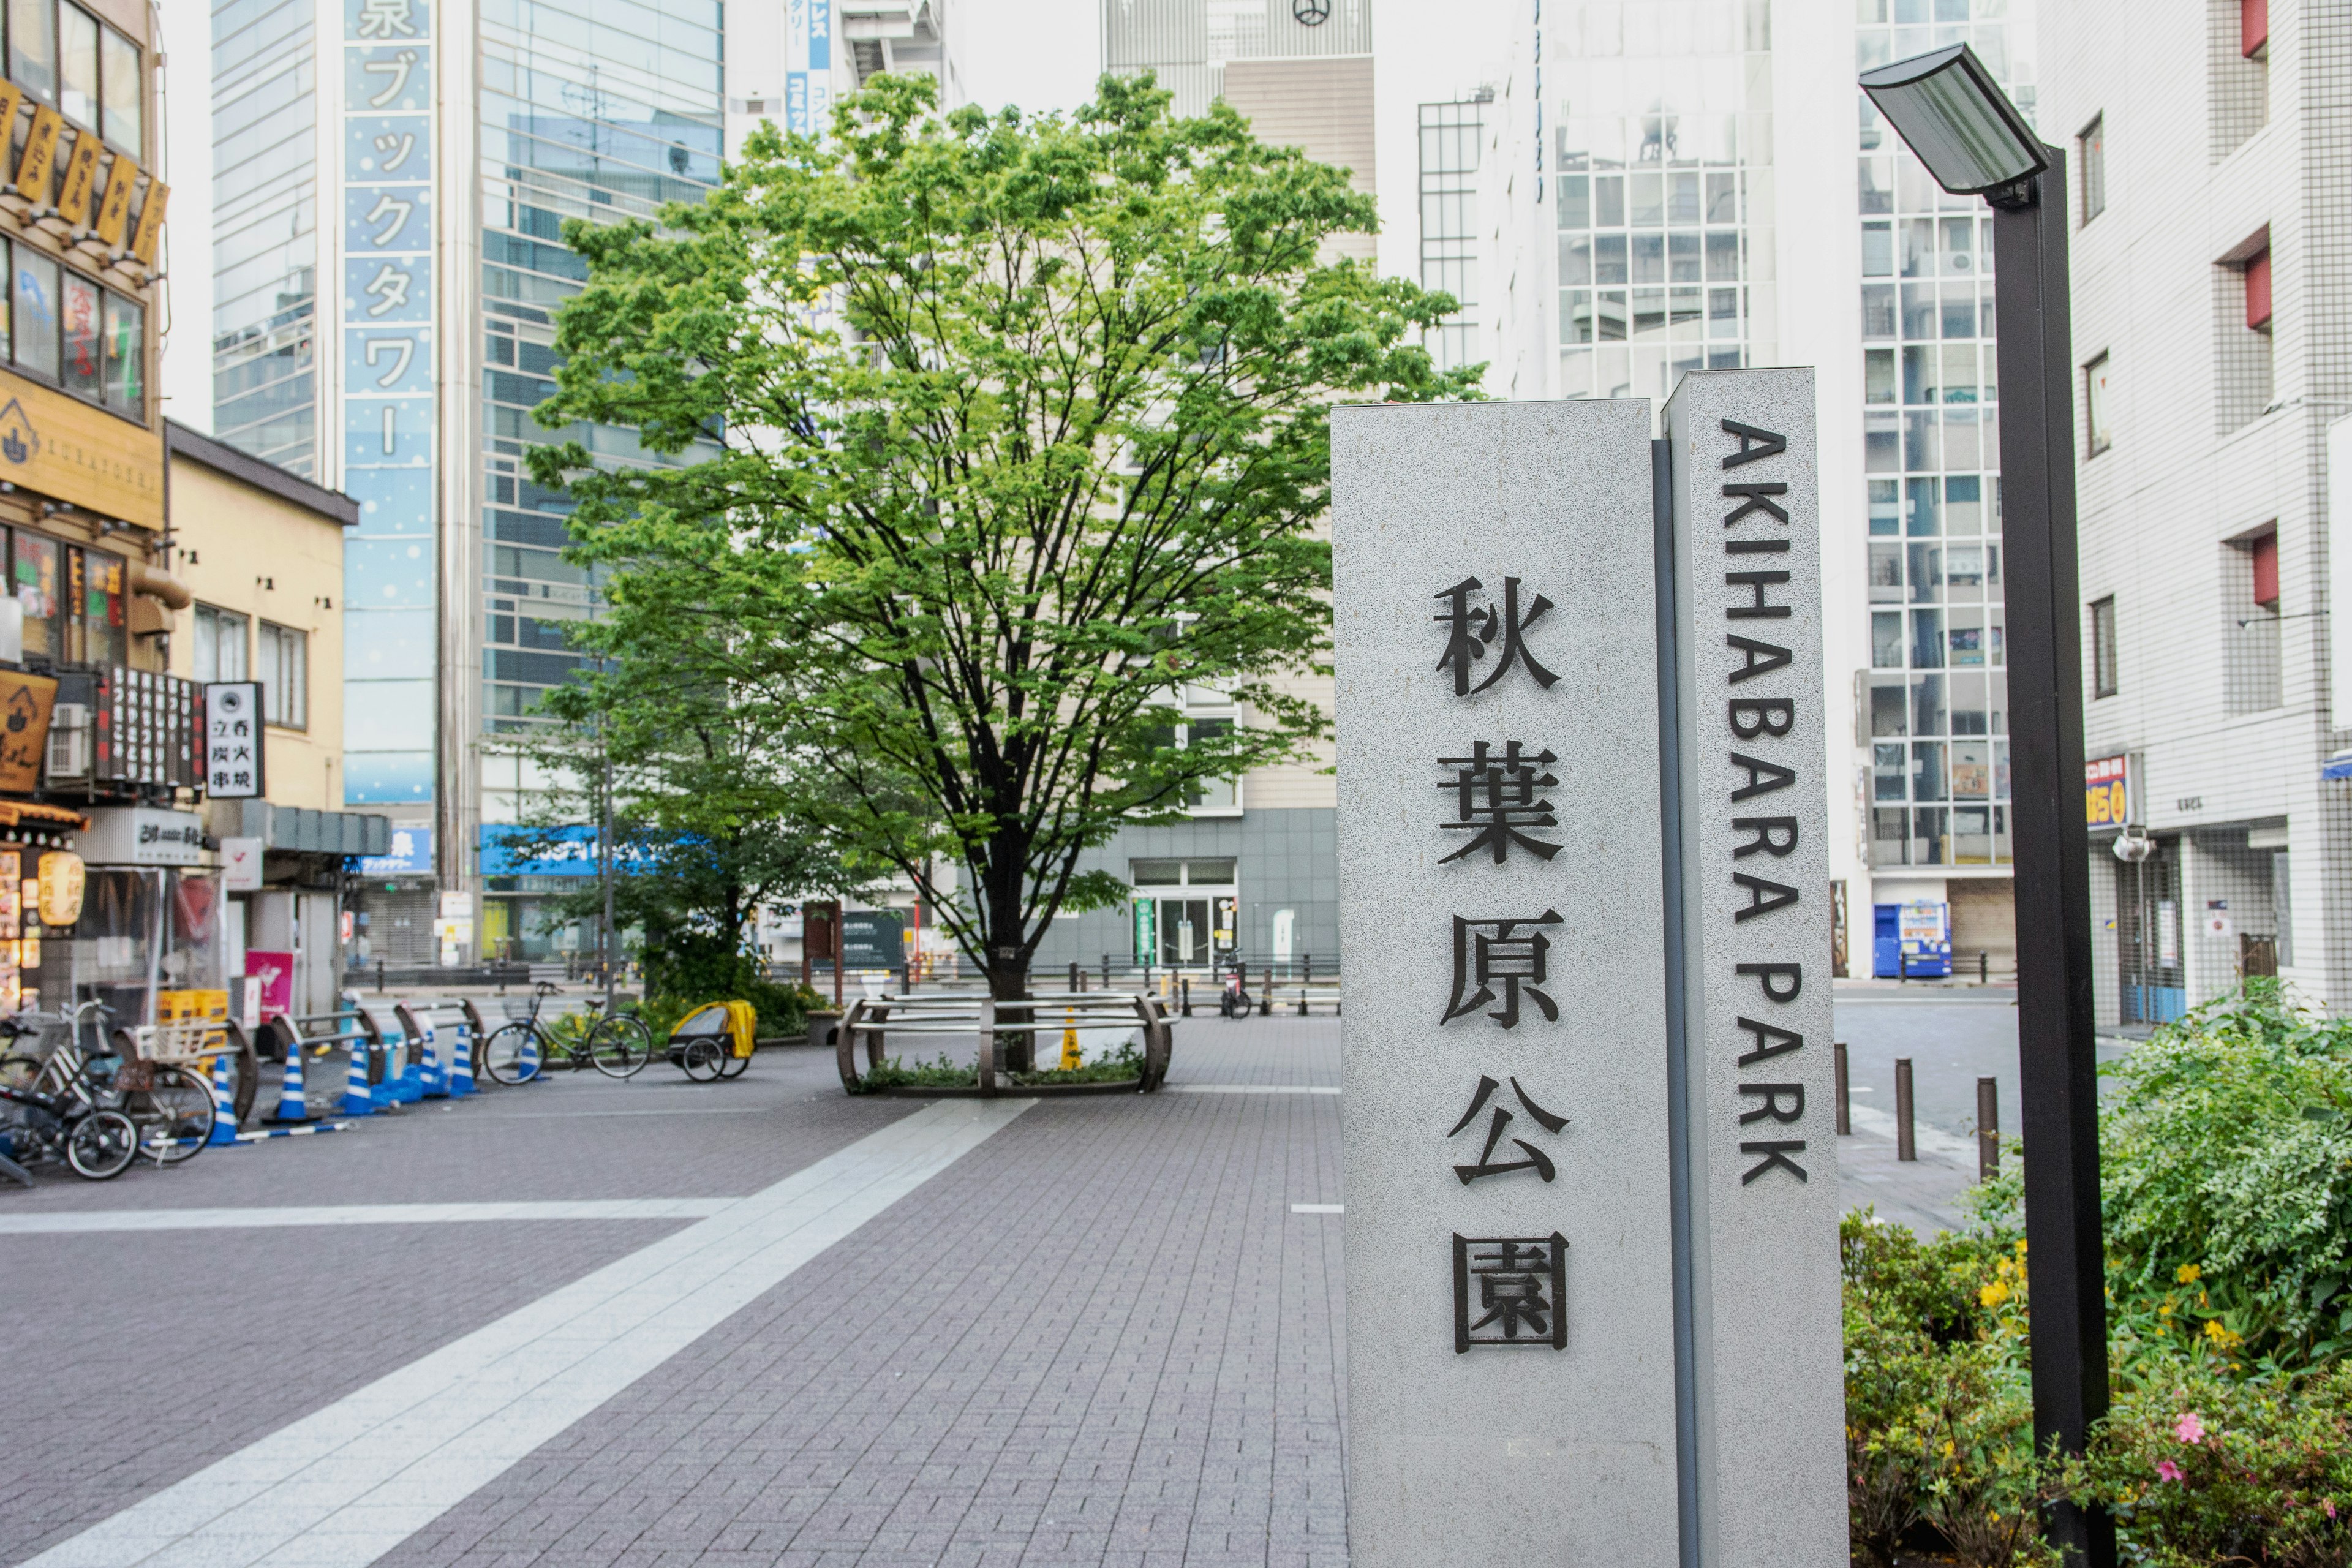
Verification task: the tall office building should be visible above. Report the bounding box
[1443,0,2034,980]
[2041,0,2352,1020]
[208,0,949,962]
[1852,0,2034,978]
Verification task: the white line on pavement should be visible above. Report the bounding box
[20,1097,1035,1568]
[0,1199,737,1234]
[1166,1084,1341,1095]
[1290,1203,1344,1213]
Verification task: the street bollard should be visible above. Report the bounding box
[1101,953,1112,988]
[1977,1076,2000,1181]
[1898,947,1909,984]
[1894,1057,1916,1162]
[1980,950,1989,985]
[1181,976,1192,1017]
[1833,1041,1850,1136]
[1260,965,1272,1017]
[1069,960,1079,993]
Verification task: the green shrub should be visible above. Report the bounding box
[1842,979,2352,1564]
[851,1039,1145,1093]
[2060,1357,2352,1567]
[2100,980,2352,1368]
[1842,1213,2053,1567]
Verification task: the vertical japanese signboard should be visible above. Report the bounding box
[786,0,834,136]
[1331,377,1841,1565]
[1332,401,1683,1565]
[1662,370,1844,1564]
[341,0,436,805]
[203,682,265,800]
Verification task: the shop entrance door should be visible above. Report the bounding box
[2117,839,2186,1025]
[1156,894,1238,969]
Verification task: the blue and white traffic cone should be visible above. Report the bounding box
[519,1027,542,1084]
[265,1037,315,1125]
[205,1050,241,1147]
[338,1036,376,1116]
[447,1025,475,1098]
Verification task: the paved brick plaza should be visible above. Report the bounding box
[0,1012,1960,1567]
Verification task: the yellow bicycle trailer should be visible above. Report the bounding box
[665,1001,756,1080]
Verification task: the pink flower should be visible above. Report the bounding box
[2175,1412,2207,1445]
[2326,1499,2338,1520]
[2157,1460,2185,1483]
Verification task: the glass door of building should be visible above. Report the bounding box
[1155,895,1238,967]
[2117,839,2185,1025]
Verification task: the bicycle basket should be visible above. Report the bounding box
[500,999,535,1022]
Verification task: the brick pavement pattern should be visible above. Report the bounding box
[3,1010,1955,1566]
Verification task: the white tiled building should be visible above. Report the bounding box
[2040,0,2352,1022]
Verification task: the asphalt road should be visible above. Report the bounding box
[1831,982,2137,1142]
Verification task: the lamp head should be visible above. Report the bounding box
[1860,43,2047,204]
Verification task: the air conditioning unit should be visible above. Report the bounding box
[45,703,90,782]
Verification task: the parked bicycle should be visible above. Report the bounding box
[479,982,653,1084]
[0,1003,214,1166]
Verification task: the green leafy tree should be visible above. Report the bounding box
[528,70,1477,1002]
[499,658,867,1020]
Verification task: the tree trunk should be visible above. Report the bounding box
[983,846,1033,1072]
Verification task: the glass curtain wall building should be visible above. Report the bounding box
[211,0,319,477]
[1547,0,1771,402]
[209,0,724,959]
[1854,0,2032,881]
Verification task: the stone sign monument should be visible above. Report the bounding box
[1330,371,1842,1565]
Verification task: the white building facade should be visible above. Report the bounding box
[2040,0,2352,1022]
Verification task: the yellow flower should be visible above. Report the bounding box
[2177,1263,2203,1285]
[2204,1320,2244,1350]
[1943,1439,1956,1458]
[2015,1240,2029,1257]
[1980,1281,2012,1308]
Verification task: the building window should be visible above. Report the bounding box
[2212,0,2269,159]
[2090,595,2118,698]
[1419,99,1484,373]
[192,604,249,684]
[2078,115,2105,224]
[6,1,139,153]
[2084,353,2113,456]
[0,236,146,419]
[2226,529,2282,714]
[2218,233,2274,429]
[74,545,121,665]
[258,621,306,728]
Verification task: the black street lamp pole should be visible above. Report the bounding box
[1991,149,2113,1568]
[1861,45,2112,1567]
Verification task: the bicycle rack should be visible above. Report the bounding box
[272,1007,391,1118]
[392,999,489,1098]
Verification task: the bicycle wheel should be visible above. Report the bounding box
[126,1065,213,1165]
[680,1039,724,1081]
[717,1039,750,1079]
[478,1023,543,1085]
[587,1016,652,1079]
[67,1109,138,1179]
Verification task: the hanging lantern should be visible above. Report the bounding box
[37,850,83,927]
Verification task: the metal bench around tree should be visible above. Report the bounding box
[835,990,1173,1096]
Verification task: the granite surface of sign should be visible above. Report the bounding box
[1663,369,1846,1565]
[1331,399,1681,1567]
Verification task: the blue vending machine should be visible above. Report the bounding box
[1872,901,1953,978]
